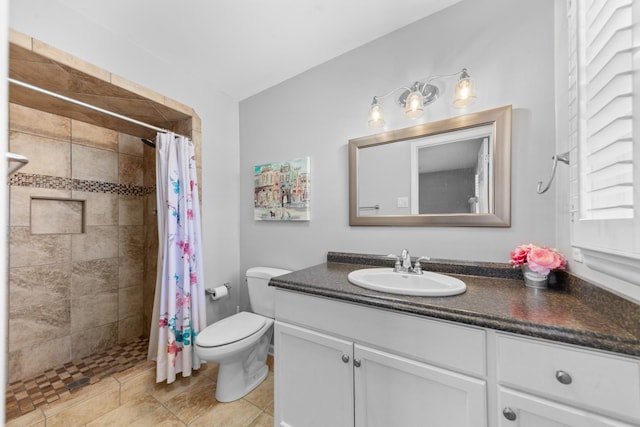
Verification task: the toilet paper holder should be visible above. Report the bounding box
[205,283,231,301]
[205,283,230,293]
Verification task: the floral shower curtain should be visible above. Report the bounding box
[149,132,206,383]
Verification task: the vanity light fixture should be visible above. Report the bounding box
[367,68,476,128]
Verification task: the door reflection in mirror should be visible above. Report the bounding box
[411,125,492,215]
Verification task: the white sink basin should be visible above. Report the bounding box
[347,268,466,296]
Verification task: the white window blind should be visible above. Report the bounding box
[573,0,634,220]
[567,0,640,290]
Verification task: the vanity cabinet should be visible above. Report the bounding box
[274,289,640,427]
[496,334,640,426]
[274,290,487,427]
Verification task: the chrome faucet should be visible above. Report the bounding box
[391,249,430,274]
[400,249,412,272]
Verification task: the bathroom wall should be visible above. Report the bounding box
[7,103,153,382]
[238,0,557,307]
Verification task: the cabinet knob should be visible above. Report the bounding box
[354,359,361,368]
[341,354,350,363]
[502,407,517,421]
[555,370,572,385]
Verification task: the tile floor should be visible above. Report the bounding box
[5,337,274,426]
[5,337,150,420]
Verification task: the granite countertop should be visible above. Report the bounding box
[269,252,640,358]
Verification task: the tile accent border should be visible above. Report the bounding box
[9,173,155,197]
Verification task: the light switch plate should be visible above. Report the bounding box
[397,197,409,208]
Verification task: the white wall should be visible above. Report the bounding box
[8,0,242,323]
[239,0,557,308]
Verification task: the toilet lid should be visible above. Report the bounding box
[196,311,267,347]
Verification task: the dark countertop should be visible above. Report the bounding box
[269,252,640,358]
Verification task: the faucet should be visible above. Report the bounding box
[400,249,412,272]
[392,249,430,274]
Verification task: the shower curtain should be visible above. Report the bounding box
[149,132,206,383]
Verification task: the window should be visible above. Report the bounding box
[568,0,640,286]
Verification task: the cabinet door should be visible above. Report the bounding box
[275,321,354,427]
[354,344,486,427]
[498,388,635,427]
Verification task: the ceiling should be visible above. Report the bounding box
[37,0,462,101]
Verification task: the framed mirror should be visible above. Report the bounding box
[349,105,511,226]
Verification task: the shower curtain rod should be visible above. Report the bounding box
[8,78,189,140]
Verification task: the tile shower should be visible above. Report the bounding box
[7,103,158,384]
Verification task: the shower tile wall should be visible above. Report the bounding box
[7,104,156,383]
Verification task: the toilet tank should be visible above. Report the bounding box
[246,267,291,318]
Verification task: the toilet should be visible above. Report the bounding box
[195,266,291,402]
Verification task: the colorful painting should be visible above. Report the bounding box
[254,157,310,221]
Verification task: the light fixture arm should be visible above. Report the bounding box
[417,68,467,94]
[371,86,413,104]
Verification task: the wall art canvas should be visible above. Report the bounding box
[254,157,310,221]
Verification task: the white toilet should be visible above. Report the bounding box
[195,266,291,402]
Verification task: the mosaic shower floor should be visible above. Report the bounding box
[5,336,149,422]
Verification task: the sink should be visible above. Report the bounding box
[347,268,466,296]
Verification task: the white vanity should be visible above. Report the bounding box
[271,257,640,427]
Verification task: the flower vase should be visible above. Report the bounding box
[522,265,549,289]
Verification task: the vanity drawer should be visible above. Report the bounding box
[496,334,640,422]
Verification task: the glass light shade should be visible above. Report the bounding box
[404,90,424,118]
[452,75,476,108]
[368,103,385,128]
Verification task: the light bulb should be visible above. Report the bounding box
[453,69,476,108]
[404,90,424,119]
[368,101,385,128]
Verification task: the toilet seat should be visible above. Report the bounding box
[196,311,267,347]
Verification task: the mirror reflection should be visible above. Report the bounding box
[414,125,492,215]
[349,105,511,227]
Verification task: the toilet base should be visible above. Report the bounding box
[216,363,269,403]
[213,326,273,402]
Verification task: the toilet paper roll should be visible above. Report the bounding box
[209,285,228,301]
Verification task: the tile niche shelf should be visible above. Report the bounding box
[30,197,85,235]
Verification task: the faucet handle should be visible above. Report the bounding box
[387,254,402,271]
[413,256,431,274]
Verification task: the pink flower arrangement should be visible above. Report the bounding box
[510,244,567,276]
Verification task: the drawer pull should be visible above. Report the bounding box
[555,370,572,385]
[502,407,517,421]
[341,354,350,363]
[354,359,361,368]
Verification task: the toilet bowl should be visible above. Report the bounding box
[195,266,291,402]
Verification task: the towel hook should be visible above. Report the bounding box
[536,151,570,194]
